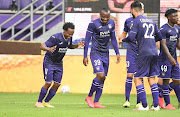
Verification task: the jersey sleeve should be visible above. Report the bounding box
[84,22,94,58]
[122,19,137,42]
[87,22,95,34]
[44,35,57,47]
[154,23,162,42]
[159,27,167,40]
[123,20,129,32]
[129,19,138,35]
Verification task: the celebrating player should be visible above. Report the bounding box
[35,22,84,108]
[119,2,144,108]
[122,1,162,111]
[158,9,180,109]
[83,8,120,108]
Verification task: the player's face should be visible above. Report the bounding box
[169,12,178,24]
[100,11,110,24]
[63,28,74,39]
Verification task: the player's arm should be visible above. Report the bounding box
[122,20,137,43]
[118,31,127,45]
[40,36,57,53]
[111,30,120,64]
[177,38,180,50]
[154,24,162,50]
[160,28,176,66]
[122,31,136,43]
[83,22,94,66]
[118,19,129,44]
[69,41,84,49]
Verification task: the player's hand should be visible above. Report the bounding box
[49,45,57,53]
[78,41,85,48]
[169,56,176,66]
[118,38,123,45]
[116,54,120,64]
[83,57,88,66]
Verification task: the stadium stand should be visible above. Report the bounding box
[0,0,63,41]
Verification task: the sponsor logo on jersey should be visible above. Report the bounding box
[58,47,68,53]
[100,30,110,37]
[169,35,177,41]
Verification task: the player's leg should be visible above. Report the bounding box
[85,53,106,108]
[93,72,106,108]
[35,65,54,108]
[133,77,149,111]
[162,79,176,109]
[171,64,180,108]
[172,80,180,109]
[123,73,133,108]
[148,77,160,111]
[93,56,109,108]
[44,67,63,107]
[157,78,165,109]
[148,56,161,111]
[123,54,138,108]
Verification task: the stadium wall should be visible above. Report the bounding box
[0,55,179,94]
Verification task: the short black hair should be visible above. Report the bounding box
[63,22,75,31]
[101,8,110,13]
[131,1,142,10]
[165,9,177,18]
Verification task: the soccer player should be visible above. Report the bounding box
[83,8,120,108]
[119,2,144,108]
[122,1,162,111]
[35,22,84,108]
[158,9,180,110]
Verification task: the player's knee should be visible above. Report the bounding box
[43,82,52,89]
[97,73,106,82]
[54,82,61,87]
[127,73,134,78]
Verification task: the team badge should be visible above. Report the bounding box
[96,66,100,71]
[161,72,165,76]
[108,24,112,29]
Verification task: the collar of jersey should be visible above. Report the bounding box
[61,33,69,41]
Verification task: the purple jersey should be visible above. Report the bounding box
[44,33,72,64]
[159,24,180,63]
[84,18,119,55]
[124,17,138,55]
[129,15,161,56]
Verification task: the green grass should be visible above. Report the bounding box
[0,93,179,117]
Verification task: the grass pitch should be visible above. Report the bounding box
[0,93,179,117]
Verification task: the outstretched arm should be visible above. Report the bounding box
[118,31,127,45]
[69,41,84,49]
[122,31,136,43]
